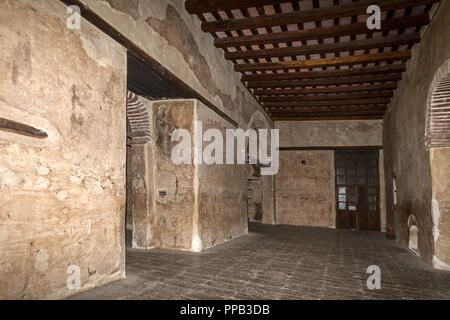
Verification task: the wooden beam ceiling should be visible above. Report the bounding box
[214,14,429,48]
[185,0,440,120]
[201,0,438,32]
[226,33,420,61]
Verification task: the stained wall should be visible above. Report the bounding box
[0,0,127,299]
[383,1,450,268]
[275,120,386,230]
[150,100,248,252]
[79,0,272,129]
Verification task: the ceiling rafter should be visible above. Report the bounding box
[184,0,440,120]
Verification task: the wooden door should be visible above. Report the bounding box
[335,150,381,231]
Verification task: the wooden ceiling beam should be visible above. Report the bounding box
[259,92,393,102]
[185,0,288,14]
[242,64,406,82]
[269,105,388,113]
[214,14,428,48]
[202,0,439,32]
[227,33,420,61]
[247,73,402,88]
[264,98,391,107]
[272,115,384,121]
[253,83,398,96]
[235,51,411,72]
[270,110,386,117]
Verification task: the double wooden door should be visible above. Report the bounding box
[335,150,380,231]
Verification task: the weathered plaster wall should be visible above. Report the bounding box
[275,120,386,229]
[150,100,247,252]
[152,100,196,251]
[383,1,450,267]
[77,0,276,233]
[431,148,450,269]
[197,103,248,250]
[0,0,127,299]
[128,143,156,249]
[79,0,272,130]
[277,120,383,148]
[276,151,336,228]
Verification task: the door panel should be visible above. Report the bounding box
[335,150,380,231]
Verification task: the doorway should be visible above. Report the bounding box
[335,149,381,231]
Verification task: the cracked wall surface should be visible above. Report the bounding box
[0,0,127,299]
[383,1,450,267]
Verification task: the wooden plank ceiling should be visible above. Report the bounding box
[185,0,440,121]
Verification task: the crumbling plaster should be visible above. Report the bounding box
[79,0,273,130]
[383,0,450,267]
[0,0,127,299]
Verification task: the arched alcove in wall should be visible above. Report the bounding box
[126,91,152,145]
[426,59,450,270]
[425,59,450,148]
[246,111,275,224]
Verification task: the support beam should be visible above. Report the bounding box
[272,115,384,121]
[185,0,288,14]
[202,0,438,32]
[0,118,48,139]
[253,83,398,96]
[214,14,428,48]
[268,105,388,112]
[264,98,392,107]
[270,110,386,117]
[235,51,411,72]
[243,64,406,82]
[248,74,402,89]
[259,92,393,102]
[228,33,420,61]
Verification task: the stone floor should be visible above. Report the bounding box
[71,223,450,300]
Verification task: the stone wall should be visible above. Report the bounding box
[150,100,248,252]
[275,120,386,230]
[277,120,383,148]
[276,150,336,228]
[197,102,248,250]
[383,1,450,268]
[0,0,127,299]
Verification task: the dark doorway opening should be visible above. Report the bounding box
[125,53,189,250]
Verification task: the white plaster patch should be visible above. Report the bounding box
[85,177,103,194]
[34,249,49,275]
[431,198,441,243]
[433,255,450,271]
[85,219,92,235]
[191,235,202,253]
[36,177,50,190]
[56,190,68,201]
[69,176,83,185]
[0,166,20,188]
[36,166,50,176]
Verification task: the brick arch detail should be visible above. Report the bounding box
[425,59,450,148]
[126,91,152,145]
